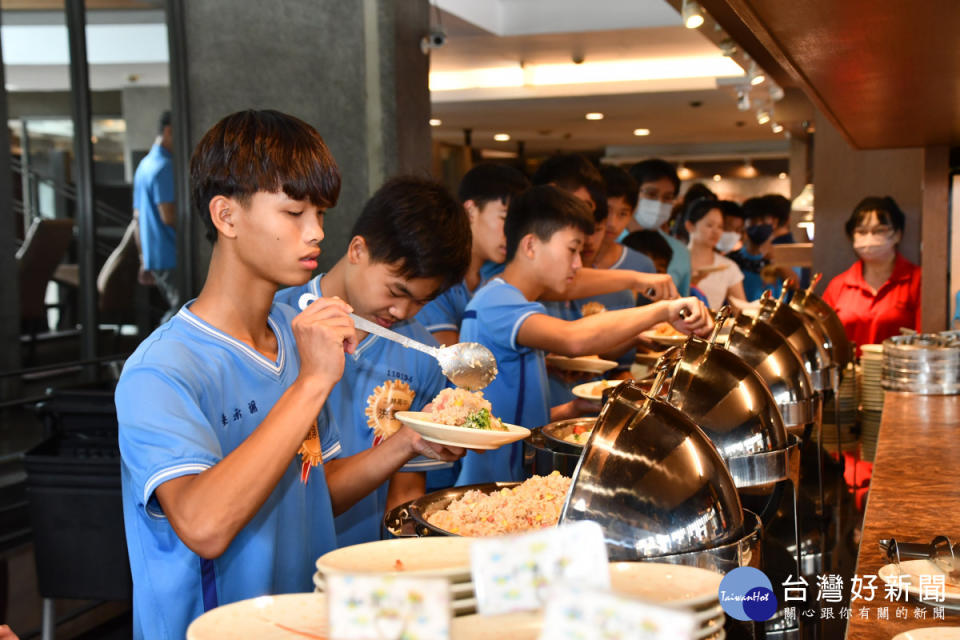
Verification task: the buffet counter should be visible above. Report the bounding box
[845,391,960,639]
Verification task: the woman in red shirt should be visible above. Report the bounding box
[822,196,921,351]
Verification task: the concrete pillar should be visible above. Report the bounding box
[120,86,171,182]
[172,0,431,292]
[0,10,22,390]
[812,111,950,332]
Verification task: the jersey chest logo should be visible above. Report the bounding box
[365,380,415,445]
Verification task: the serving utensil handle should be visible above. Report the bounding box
[348,313,440,358]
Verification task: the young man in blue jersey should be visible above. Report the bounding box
[456,185,712,486]
[275,176,471,546]
[417,163,677,347]
[115,111,461,640]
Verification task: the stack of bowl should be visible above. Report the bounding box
[859,345,885,461]
[313,537,478,615]
[820,362,858,453]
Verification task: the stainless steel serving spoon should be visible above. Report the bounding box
[297,293,498,390]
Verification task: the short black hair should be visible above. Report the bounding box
[844,196,906,238]
[600,165,639,210]
[504,185,595,263]
[532,154,607,222]
[622,230,673,265]
[716,200,745,220]
[158,109,172,133]
[627,159,680,194]
[742,194,791,225]
[458,163,530,209]
[190,109,341,243]
[352,176,470,293]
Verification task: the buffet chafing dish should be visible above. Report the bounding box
[385,481,522,538]
[718,310,818,435]
[755,289,836,393]
[559,374,747,562]
[786,274,854,371]
[523,419,590,477]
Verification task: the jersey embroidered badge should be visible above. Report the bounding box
[298,418,323,484]
[365,380,415,445]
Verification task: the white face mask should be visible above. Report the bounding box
[715,231,741,253]
[633,198,673,229]
[853,235,896,263]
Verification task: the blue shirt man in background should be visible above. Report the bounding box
[133,110,178,321]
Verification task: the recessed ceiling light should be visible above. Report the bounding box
[493,133,510,142]
[429,118,442,127]
[712,174,722,182]
[585,112,604,121]
[633,128,651,136]
[778,172,788,180]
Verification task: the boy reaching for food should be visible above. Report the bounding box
[416,163,678,348]
[456,185,712,486]
[274,176,472,546]
[115,111,461,640]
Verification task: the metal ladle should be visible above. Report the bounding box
[297,293,498,390]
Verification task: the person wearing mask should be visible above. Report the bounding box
[670,182,717,244]
[686,198,745,309]
[822,196,921,348]
[625,159,692,296]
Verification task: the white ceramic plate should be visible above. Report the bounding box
[316,537,474,580]
[394,411,530,450]
[878,560,960,607]
[640,329,689,346]
[572,379,625,401]
[545,354,618,374]
[608,562,724,610]
[313,571,475,598]
[892,627,960,639]
[186,593,327,640]
[450,611,543,640]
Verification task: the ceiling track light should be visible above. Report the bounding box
[771,122,784,134]
[756,107,771,125]
[749,62,766,86]
[681,0,705,29]
[768,83,785,102]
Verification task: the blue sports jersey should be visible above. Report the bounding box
[541,300,582,406]
[133,144,176,271]
[275,276,450,546]
[659,231,692,297]
[116,302,341,640]
[456,278,550,485]
[575,246,655,371]
[415,280,472,334]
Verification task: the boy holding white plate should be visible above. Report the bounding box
[275,176,472,546]
[456,185,712,485]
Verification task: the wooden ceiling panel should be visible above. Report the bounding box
[702,0,960,149]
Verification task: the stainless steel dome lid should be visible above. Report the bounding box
[717,310,817,427]
[559,374,745,561]
[786,275,854,371]
[755,289,836,392]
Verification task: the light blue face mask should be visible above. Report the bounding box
[633,198,672,229]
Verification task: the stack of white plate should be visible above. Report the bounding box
[859,344,884,462]
[450,562,727,640]
[313,537,477,615]
[820,363,859,453]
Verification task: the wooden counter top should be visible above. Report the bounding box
[845,392,960,639]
